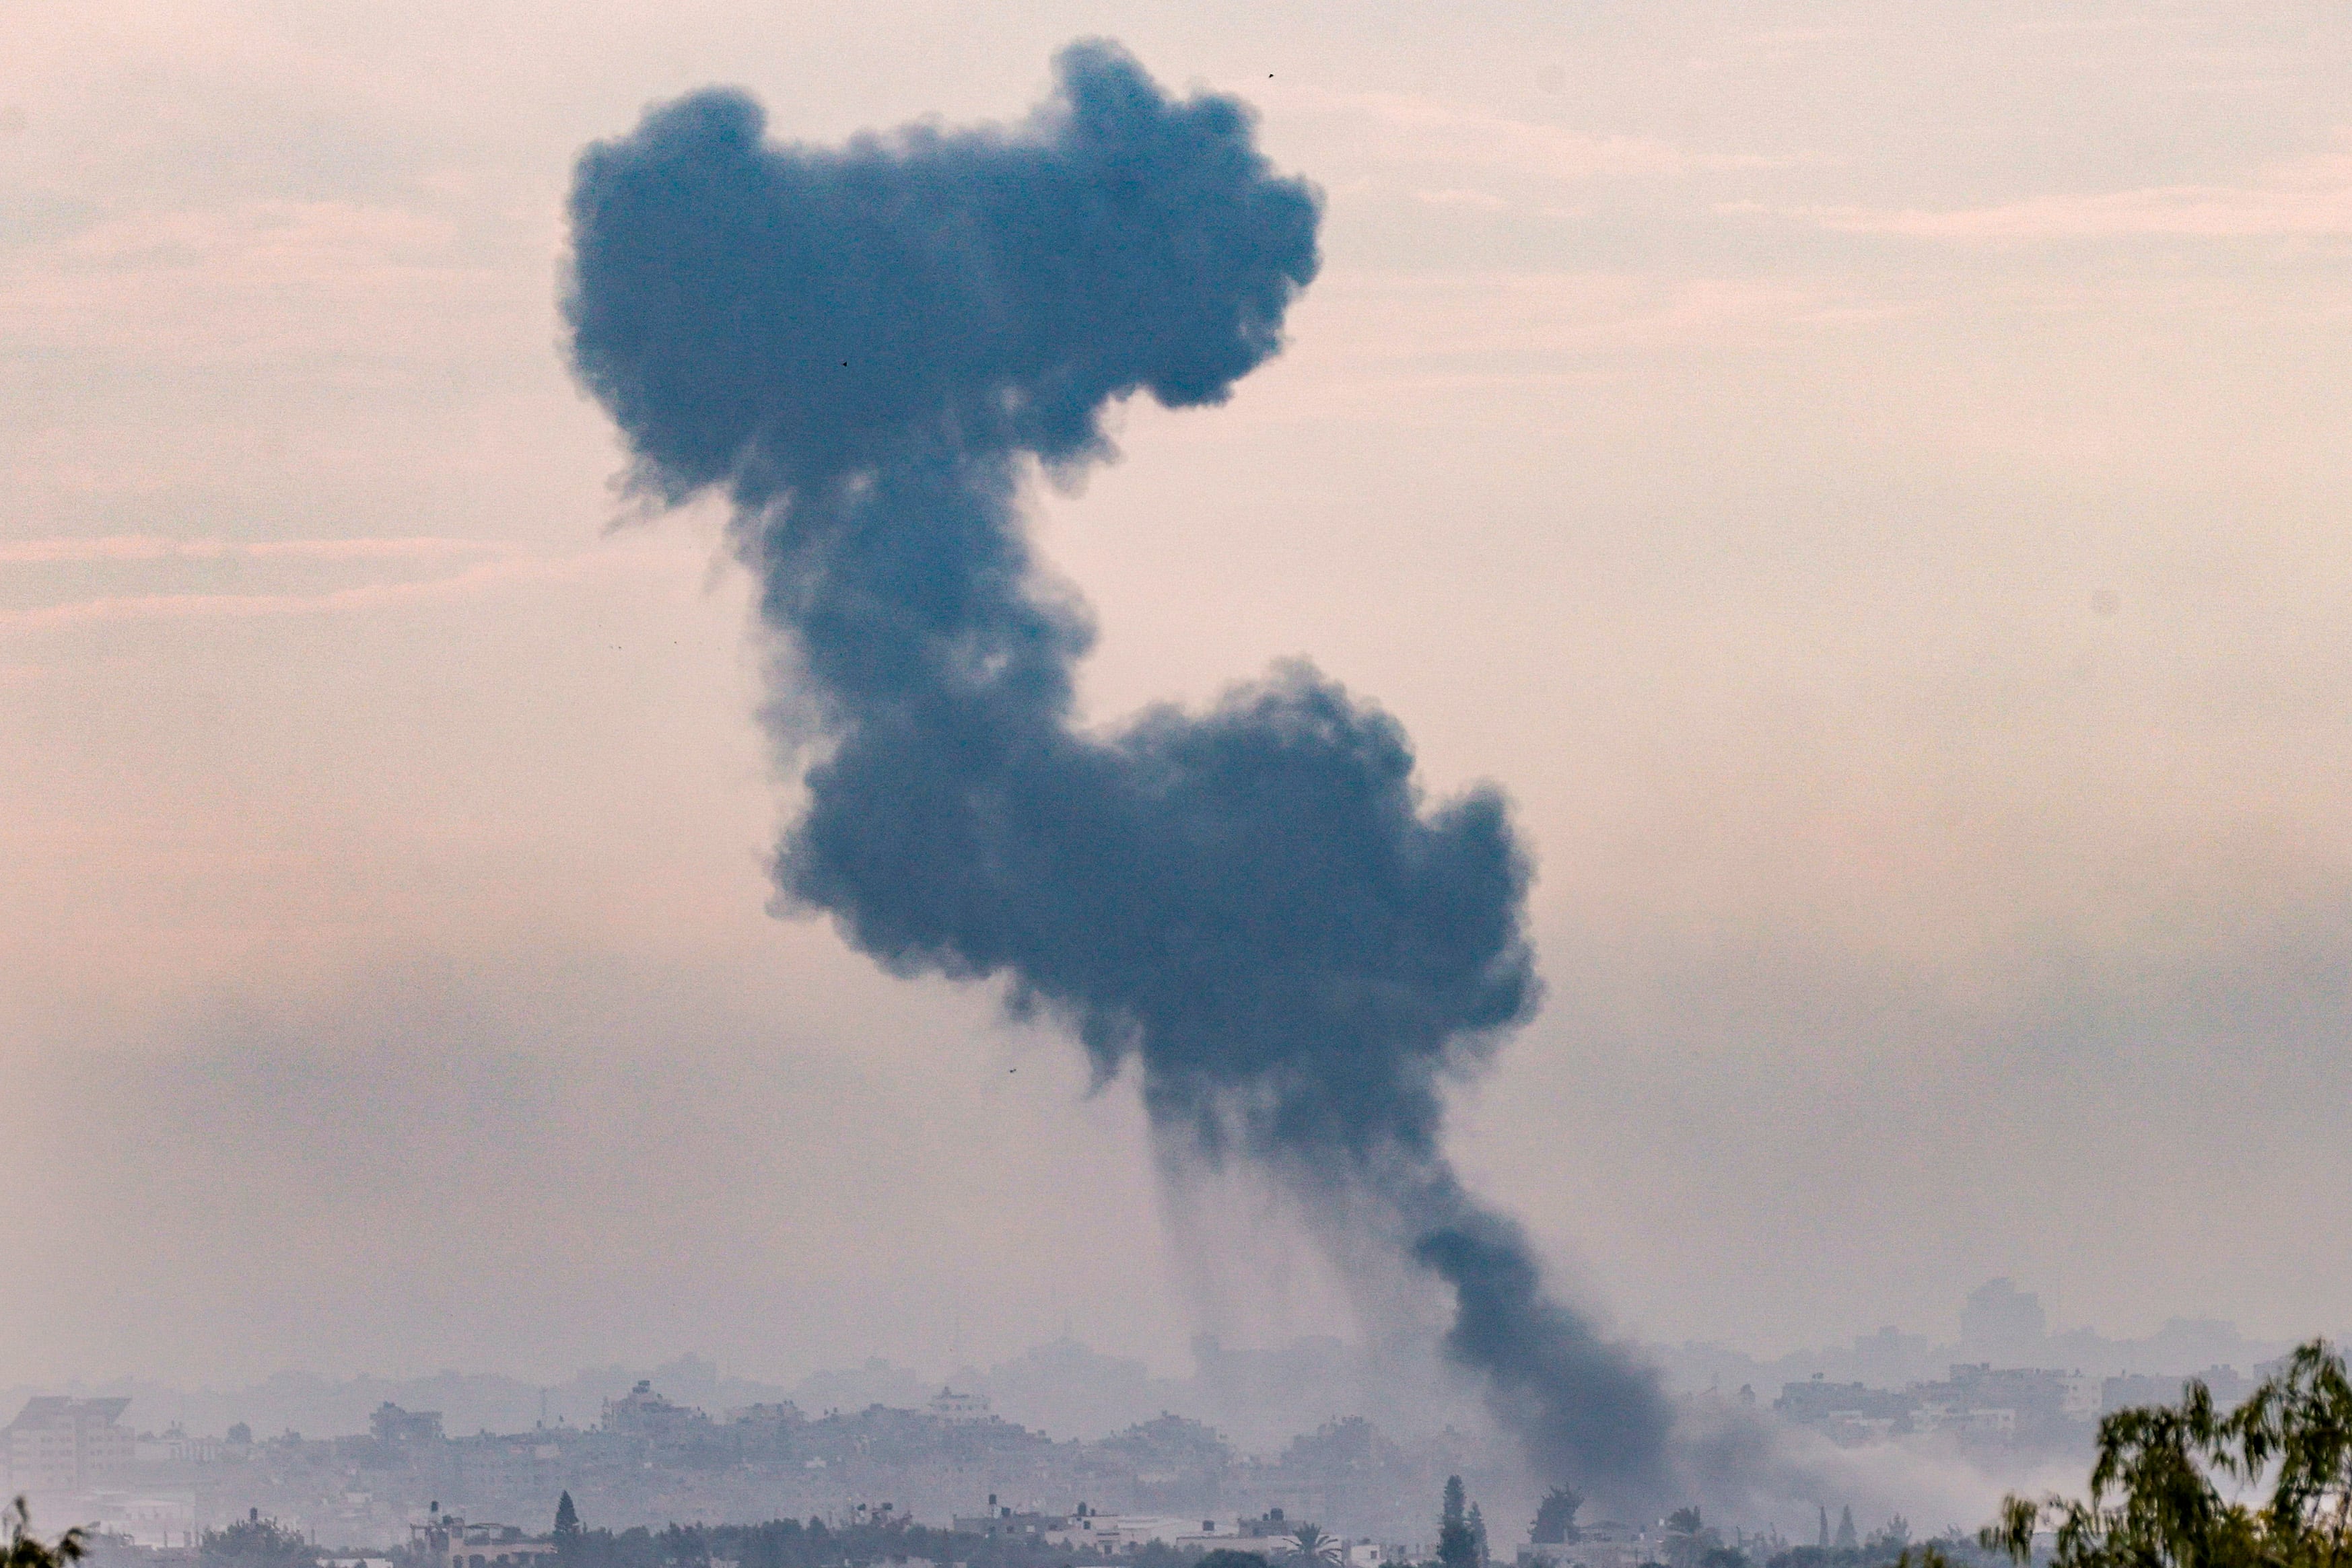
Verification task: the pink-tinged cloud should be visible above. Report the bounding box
[0,550,619,631]
[1286,85,1784,182]
[0,535,513,564]
[1782,141,2352,240]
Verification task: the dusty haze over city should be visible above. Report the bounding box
[4,0,2349,1499]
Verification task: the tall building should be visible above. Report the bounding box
[3,1397,135,1495]
[600,1380,705,1441]
[1960,1279,2049,1361]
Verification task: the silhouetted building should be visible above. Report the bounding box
[1959,1280,2048,1361]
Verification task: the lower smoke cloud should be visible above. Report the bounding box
[565,40,1675,1503]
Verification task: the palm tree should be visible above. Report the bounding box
[5,1499,85,1568]
[1286,1524,1343,1566]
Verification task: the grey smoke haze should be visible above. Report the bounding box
[563,42,1670,1501]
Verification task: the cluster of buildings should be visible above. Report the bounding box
[0,1382,1478,1555]
[3,1398,137,1495]
[1,1398,213,1551]
[409,1509,559,1568]
[1507,1520,1681,1568]
[13,1322,2250,1567]
[947,1498,1406,1565]
[1769,1360,2258,1448]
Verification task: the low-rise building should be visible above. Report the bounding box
[409,1515,559,1568]
[1046,1511,1219,1553]
[1515,1520,1658,1568]
[950,1499,1066,1540]
[928,1390,992,1424]
[371,1405,446,1447]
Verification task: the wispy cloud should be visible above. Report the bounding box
[1298,269,1893,371]
[1411,188,1517,213]
[1283,85,1782,184]
[1769,137,2352,240]
[60,199,458,269]
[0,550,621,632]
[0,196,527,369]
[0,535,512,565]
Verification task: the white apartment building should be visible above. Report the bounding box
[3,1398,135,1496]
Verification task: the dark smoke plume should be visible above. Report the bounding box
[564,42,1671,1499]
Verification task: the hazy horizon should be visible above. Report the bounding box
[6,1277,2322,1419]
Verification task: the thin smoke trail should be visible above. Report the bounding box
[563,41,1673,1501]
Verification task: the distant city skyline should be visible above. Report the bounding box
[6,1287,2322,1560]
[7,1,2350,1410]
[4,1277,2320,1458]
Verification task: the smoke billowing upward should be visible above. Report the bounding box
[565,42,1671,1501]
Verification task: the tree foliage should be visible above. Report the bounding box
[1984,1339,2352,1568]
[1439,1476,1480,1568]
[1286,1525,1342,1566]
[1666,1507,1721,1568]
[1531,1488,1585,1546]
[5,1500,85,1568]
[202,1513,318,1568]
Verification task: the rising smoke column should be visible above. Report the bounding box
[564,42,1672,1499]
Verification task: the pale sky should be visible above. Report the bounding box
[5,0,2351,1390]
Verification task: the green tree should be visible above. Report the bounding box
[556,1494,582,1544]
[1865,1519,1911,1557]
[201,1512,317,1568]
[1439,1477,1479,1568]
[1984,1339,2352,1568]
[5,1499,85,1568]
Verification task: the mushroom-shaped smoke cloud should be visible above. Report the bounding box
[564,40,1672,1501]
